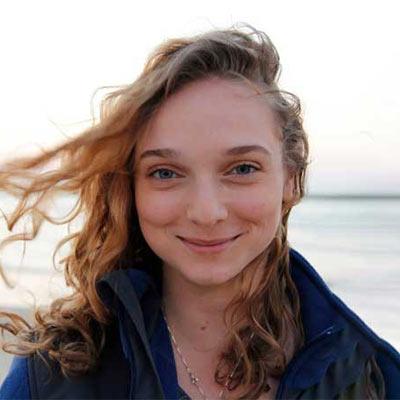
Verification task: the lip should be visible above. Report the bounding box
[178,234,242,254]
[178,235,241,246]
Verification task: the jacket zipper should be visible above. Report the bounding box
[275,324,343,399]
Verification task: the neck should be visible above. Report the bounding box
[161,268,239,353]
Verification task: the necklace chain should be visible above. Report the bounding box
[161,304,254,400]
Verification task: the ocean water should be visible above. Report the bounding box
[0,194,399,354]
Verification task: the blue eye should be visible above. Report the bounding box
[231,163,259,176]
[149,169,179,180]
[148,163,259,181]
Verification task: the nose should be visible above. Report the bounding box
[185,179,228,226]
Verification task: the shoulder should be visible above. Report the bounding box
[0,356,31,400]
[25,321,130,399]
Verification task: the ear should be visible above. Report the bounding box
[283,173,295,202]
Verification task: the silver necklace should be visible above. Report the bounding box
[161,305,255,400]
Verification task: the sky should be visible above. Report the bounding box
[0,0,399,195]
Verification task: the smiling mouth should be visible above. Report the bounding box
[177,234,242,246]
[177,233,242,253]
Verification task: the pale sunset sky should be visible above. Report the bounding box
[0,0,399,195]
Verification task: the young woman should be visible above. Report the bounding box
[1,23,399,399]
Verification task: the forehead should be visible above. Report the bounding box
[136,77,282,157]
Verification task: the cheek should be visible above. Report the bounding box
[134,188,179,257]
[135,185,181,226]
[233,184,283,251]
[233,183,283,223]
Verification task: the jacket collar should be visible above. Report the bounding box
[288,248,346,341]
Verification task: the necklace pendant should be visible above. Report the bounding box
[189,372,199,384]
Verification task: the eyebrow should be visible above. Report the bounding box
[138,145,272,161]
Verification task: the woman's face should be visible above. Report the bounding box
[134,76,293,288]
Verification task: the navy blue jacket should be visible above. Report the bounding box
[1,248,400,399]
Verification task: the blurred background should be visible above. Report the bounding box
[1,0,399,383]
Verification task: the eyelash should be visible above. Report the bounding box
[148,163,260,181]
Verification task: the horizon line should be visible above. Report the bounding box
[306,193,400,200]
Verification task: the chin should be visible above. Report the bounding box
[179,263,243,288]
